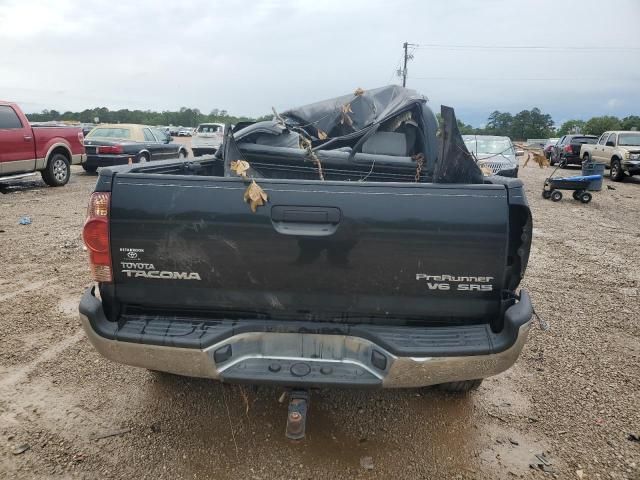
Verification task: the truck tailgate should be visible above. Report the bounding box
[109,174,510,323]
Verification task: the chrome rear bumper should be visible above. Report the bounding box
[79,289,532,388]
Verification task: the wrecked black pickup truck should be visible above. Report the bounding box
[80,86,533,437]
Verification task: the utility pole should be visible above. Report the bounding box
[402,42,409,87]
[401,42,416,87]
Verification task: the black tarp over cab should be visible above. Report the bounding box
[220,86,482,184]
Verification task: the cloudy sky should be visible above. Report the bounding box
[1,0,638,126]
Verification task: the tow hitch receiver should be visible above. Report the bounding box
[285,390,309,440]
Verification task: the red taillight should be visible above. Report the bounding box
[97,145,123,154]
[82,192,112,282]
[564,145,572,153]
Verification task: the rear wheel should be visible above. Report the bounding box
[583,153,591,164]
[551,190,563,202]
[138,152,150,164]
[438,379,483,393]
[178,149,187,160]
[572,190,581,200]
[580,191,592,204]
[41,153,70,187]
[610,159,624,181]
[542,190,552,199]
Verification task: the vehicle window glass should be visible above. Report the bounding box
[574,137,597,145]
[151,128,168,142]
[86,127,131,139]
[559,136,566,144]
[462,137,512,155]
[606,133,617,146]
[598,134,609,145]
[197,124,221,133]
[0,105,23,129]
[143,128,156,142]
[618,133,640,146]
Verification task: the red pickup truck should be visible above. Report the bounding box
[0,101,85,186]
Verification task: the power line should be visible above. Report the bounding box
[393,40,639,88]
[408,75,639,81]
[412,43,640,51]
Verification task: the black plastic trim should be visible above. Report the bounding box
[220,358,381,388]
[80,287,533,358]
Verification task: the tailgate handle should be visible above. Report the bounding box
[271,206,341,224]
[271,206,341,236]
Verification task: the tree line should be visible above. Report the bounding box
[27,106,639,139]
[26,107,261,128]
[455,109,640,139]
[554,116,640,137]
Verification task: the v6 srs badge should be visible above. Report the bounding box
[416,273,494,292]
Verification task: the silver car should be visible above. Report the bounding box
[191,123,225,157]
[463,135,521,178]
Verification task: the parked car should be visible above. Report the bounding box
[581,131,640,181]
[0,100,85,186]
[550,134,598,167]
[168,126,181,136]
[462,135,521,177]
[191,122,225,156]
[79,86,533,435]
[82,124,188,173]
[177,128,192,137]
[543,138,559,159]
[526,138,548,149]
[81,124,96,137]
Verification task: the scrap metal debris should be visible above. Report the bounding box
[220,86,482,185]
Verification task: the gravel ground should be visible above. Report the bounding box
[0,161,638,479]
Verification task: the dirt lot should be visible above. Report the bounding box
[0,161,639,479]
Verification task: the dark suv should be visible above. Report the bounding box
[551,134,598,167]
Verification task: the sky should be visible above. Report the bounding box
[1,0,639,127]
